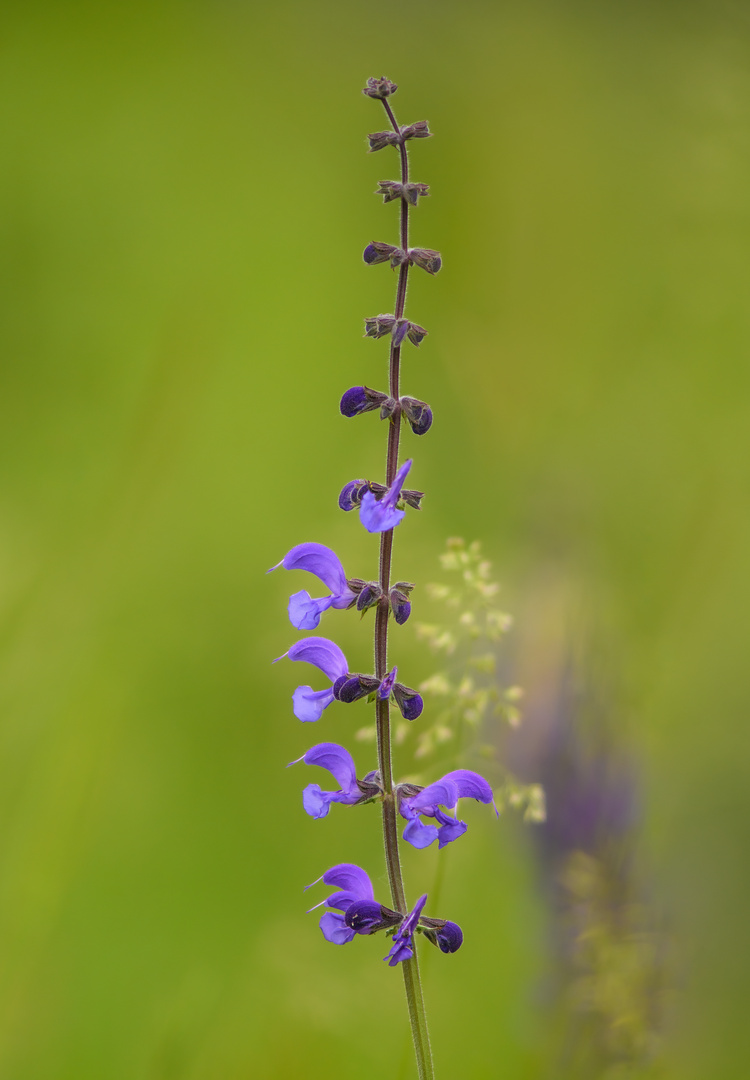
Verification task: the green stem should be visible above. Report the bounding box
[371,92,434,1080]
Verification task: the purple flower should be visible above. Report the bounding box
[384,893,427,966]
[360,459,413,533]
[269,543,357,630]
[289,742,381,818]
[378,665,398,700]
[306,863,377,944]
[398,769,497,849]
[307,864,463,963]
[275,636,349,722]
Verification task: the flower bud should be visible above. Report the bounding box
[420,918,463,953]
[362,76,398,100]
[337,674,380,703]
[363,241,399,266]
[367,130,401,153]
[339,479,369,511]
[406,322,428,347]
[345,899,402,934]
[364,314,396,339]
[389,582,414,625]
[356,581,383,613]
[340,386,390,417]
[403,182,430,206]
[400,120,432,140]
[400,396,433,436]
[409,248,442,275]
[393,682,423,721]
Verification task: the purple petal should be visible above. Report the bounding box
[321,863,375,902]
[288,591,333,630]
[292,686,335,722]
[319,911,355,944]
[302,783,335,818]
[300,742,358,792]
[436,816,468,848]
[340,386,368,416]
[359,460,413,534]
[271,542,348,595]
[387,459,413,506]
[339,480,367,511]
[378,666,397,700]
[436,921,463,953]
[395,690,423,721]
[403,817,439,849]
[409,770,493,811]
[401,893,428,936]
[344,900,386,934]
[359,491,406,533]
[384,937,414,966]
[287,637,349,681]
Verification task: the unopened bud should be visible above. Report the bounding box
[401,396,433,436]
[400,121,432,140]
[406,322,428,347]
[409,248,442,275]
[356,581,383,613]
[393,683,424,720]
[337,674,380,703]
[367,130,401,153]
[339,479,369,511]
[364,314,396,339]
[362,76,398,100]
[340,386,390,417]
[389,583,413,625]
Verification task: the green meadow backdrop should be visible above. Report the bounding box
[2,1,750,1076]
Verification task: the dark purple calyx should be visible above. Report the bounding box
[389,581,414,625]
[401,396,433,436]
[393,682,424,721]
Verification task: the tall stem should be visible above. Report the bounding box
[373,95,434,1080]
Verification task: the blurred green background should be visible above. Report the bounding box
[2,0,750,1076]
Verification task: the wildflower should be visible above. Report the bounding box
[269,543,357,630]
[383,893,427,966]
[306,863,463,962]
[289,741,381,819]
[360,459,413,533]
[397,769,497,849]
[339,386,392,418]
[275,636,350,722]
[339,477,424,514]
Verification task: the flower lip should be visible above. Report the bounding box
[397,769,496,848]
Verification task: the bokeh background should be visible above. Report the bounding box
[2,1,750,1076]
